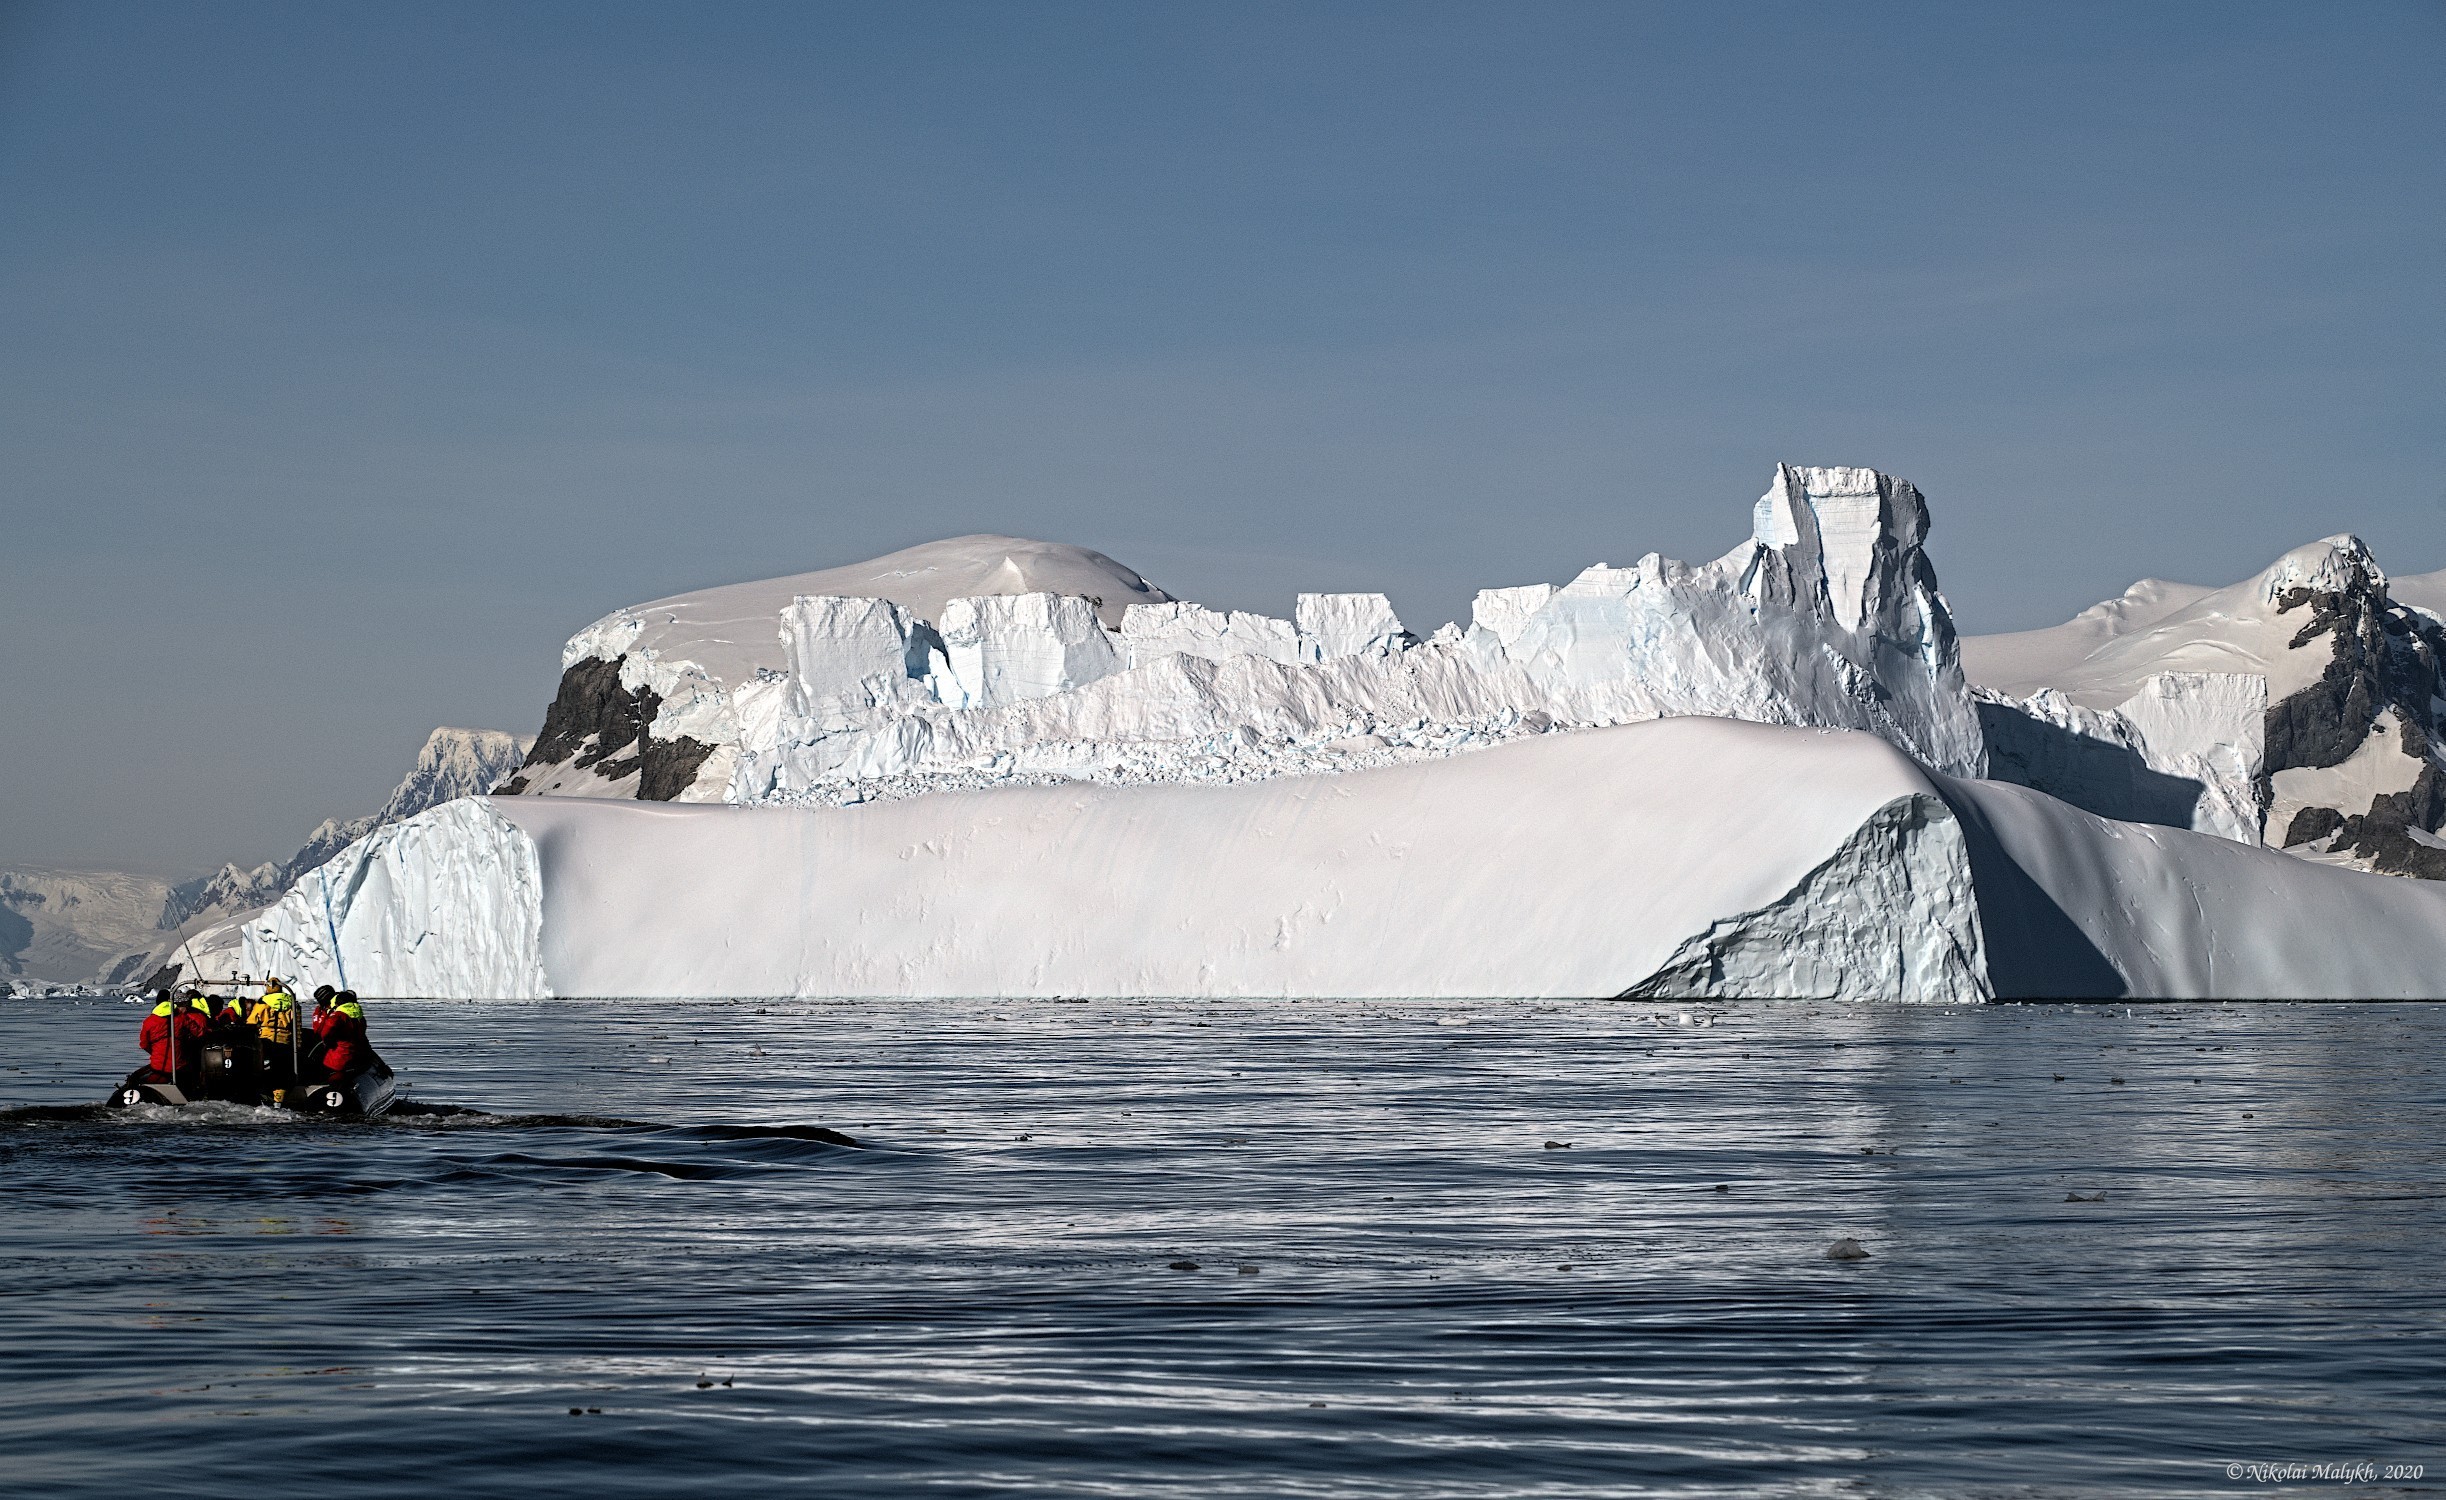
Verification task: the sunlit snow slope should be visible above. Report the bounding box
[241,717,2446,1001]
[251,721,1985,1001]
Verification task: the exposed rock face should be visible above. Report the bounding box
[2261,550,2446,876]
[496,657,715,801]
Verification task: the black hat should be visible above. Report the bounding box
[313,985,336,1002]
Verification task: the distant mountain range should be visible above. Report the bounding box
[0,727,528,988]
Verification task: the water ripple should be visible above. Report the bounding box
[1,997,2440,1496]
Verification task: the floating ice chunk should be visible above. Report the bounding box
[939,593,1123,710]
[241,799,548,999]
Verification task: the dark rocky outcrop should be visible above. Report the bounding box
[2262,561,2446,877]
[497,656,715,802]
[2282,805,2344,849]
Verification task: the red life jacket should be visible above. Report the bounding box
[138,1002,207,1074]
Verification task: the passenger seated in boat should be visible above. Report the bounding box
[248,979,300,1085]
[136,989,206,1083]
[311,991,371,1084]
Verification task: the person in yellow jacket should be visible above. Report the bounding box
[247,978,301,1095]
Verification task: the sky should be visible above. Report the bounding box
[2,0,2441,874]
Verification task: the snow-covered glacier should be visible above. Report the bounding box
[1963,534,2446,875]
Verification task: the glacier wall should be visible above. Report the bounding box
[241,799,549,999]
[728,464,1985,804]
[502,465,1985,808]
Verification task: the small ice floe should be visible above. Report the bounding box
[1236,1263,1260,1275]
[1825,1238,1871,1261]
[646,1055,671,1064]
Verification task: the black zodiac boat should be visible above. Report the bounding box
[106,980,399,1118]
[109,1057,397,1117]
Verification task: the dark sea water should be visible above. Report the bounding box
[1,997,2440,1498]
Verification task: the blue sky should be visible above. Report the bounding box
[3,0,2441,872]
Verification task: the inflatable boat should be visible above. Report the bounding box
[108,1055,398,1117]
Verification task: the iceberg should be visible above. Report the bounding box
[238,717,2446,1001]
[504,464,1987,812]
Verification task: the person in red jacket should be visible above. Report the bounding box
[313,991,371,1083]
[135,990,207,1082]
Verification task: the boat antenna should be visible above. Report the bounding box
[163,880,212,993]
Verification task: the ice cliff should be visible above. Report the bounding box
[501,464,1985,812]
[251,720,1988,1001]
[145,727,532,986]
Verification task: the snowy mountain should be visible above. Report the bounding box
[1962,537,2446,876]
[0,868,174,988]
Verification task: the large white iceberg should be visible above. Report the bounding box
[502,464,1986,813]
[226,461,2446,1002]
[238,717,2446,1001]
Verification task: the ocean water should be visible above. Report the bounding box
[1,997,2440,1498]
